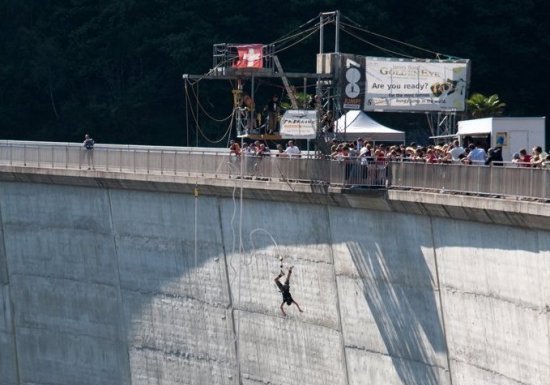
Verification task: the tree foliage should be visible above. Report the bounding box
[1,0,549,146]
[467,93,506,118]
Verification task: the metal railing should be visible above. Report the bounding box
[390,162,549,199]
[0,141,548,200]
[0,141,386,187]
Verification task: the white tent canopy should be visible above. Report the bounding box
[334,110,405,142]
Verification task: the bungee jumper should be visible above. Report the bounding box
[274,266,303,317]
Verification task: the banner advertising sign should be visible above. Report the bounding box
[279,110,317,139]
[341,54,365,110]
[234,44,263,68]
[364,57,469,112]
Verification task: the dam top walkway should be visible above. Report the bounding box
[0,140,548,202]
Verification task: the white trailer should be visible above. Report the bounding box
[457,117,546,161]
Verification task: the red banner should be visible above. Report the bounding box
[234,45,263,68]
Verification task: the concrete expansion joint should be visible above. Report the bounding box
[298,257,332,265]
[444,285,541,312]
[127,288,225,309]
[10,271,117,287]
[232,305,276,316]
[7,221,113,235]
[235,307,341,332]
[342,273,435,290]
[451,357,531,385]
[240,372,286,385]
[131,345,228,364]
[292,315,341,333]
[345,344,447,370]
[20,321,123,343]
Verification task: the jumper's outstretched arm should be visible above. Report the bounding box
[292,299,303,313]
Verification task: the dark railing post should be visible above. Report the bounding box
[544,169,549,200]
[489,163,494,194]
[387,162,392,188]
[105,148,109,171]
[477,166,482,195]
[529,167,534,198]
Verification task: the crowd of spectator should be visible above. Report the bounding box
[229,139,301,158]
[326,138,550,168]
[230,137,549,168]
[228,139,302,180]
[227,137,549,191]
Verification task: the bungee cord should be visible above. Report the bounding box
[340,20,463,60]
[184,79,234,144]
[340,25,415,59]
[186,78,235,123]
[270,24,321,55]
[270,15,319,46]
[249,228,287,268]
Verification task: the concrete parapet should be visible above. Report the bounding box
[0,166,548,231]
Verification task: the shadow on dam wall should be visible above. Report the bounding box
[348,239,446,385]
[326,206,451,385]
[0,181,548,385]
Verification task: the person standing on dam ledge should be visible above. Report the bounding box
[274,266,303,317]
[83,133,95,170]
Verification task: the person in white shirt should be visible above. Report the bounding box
[448,139,465,162]
[284,140,301,158]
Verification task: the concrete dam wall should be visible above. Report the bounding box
[0,176,549,385]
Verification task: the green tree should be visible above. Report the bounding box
[1,1,549,147]
[466,93,506,118]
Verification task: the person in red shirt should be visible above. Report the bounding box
[425,148,438,163]
[518,148,531,167]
